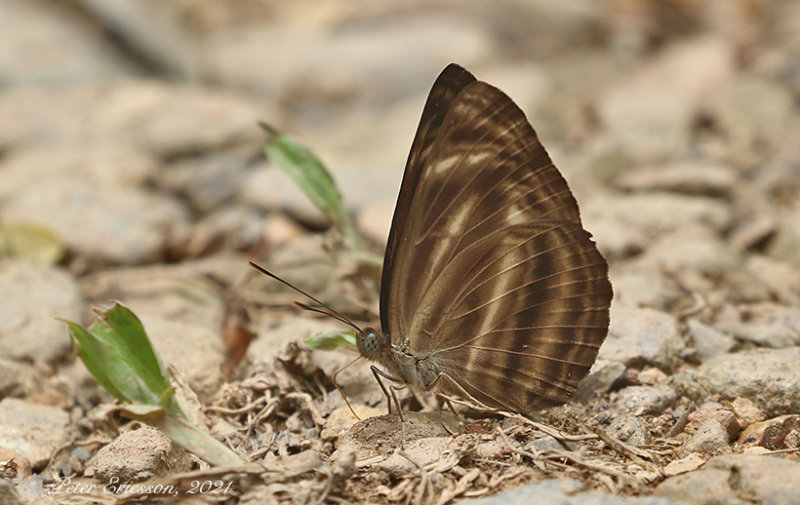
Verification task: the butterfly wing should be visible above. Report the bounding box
[381,64,612,414]
[380,63,476,334]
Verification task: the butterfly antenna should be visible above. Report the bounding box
[250,261,365,420]
[332,356,363,420]
[293,301,361,332]
[248,261,363,333]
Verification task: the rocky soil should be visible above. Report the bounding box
[1,1,799,504]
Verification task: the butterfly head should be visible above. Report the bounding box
[356,327,390,358]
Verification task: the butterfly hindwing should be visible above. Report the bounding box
[417,220,611,412]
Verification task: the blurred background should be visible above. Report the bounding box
[3,0,798,256]
[2,0,800,401]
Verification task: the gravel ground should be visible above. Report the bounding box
[1,1,799,504]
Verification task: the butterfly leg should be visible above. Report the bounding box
[370,366,405,421]
[332,356,364,420]
[389,386,406,423]
[443,397,458,417]
[423,372,466,433]
[421,371,447,392]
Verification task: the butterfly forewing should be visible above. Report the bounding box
[381,64,612,415]
[380,64,477,336]
[421,221,611,411]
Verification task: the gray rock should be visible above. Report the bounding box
[0,398,70,469]
[610,267,679,309]
[596,36,734,162]
[673,348,800,416]
[582,213,648,261]
[178,205,264,257]
[608,416,651,446]
[72,0,197,80]
[603,192,732,235]
[239,165,328,227]
[183,253,255,290]
[767,201,800,269]
[615,385,677,417]
[582,193,732,257]
[254,233,339,302]
[681,420,731,457]
[730,397,764,428]
[575,359,626,404]
[457,479,583,505]
[0,81,263,155]
[654,468,747,505]
[525,435,564,453]
[687,319,734,362]
[615,161,737,198]
[341,412,459,461]
[139,316,226,398]
[78,265,226,397]
[686,401,741,441]
[259,214,305,250]
[374,437,450,476]
[718,265,776,305]
[716,303,800,348]
[0,482,23,504]
[669,371,708,407]
[708,76,795,168]
[99,80,265,158]
[633,226,742,280]
[706,454,800,505]
[157,152,246,214]
[0,85,93,147]
[0,358,40,398]
[0,144,157,203]
[729,215,778,253]
[0,261,82,362]
[0,0,133,86]
[3,180,189,265]
[203,13,493,106]
[599,306,684,370]
[89,426,193,483]
[582,144,638,188]
[745,255,800,305]
[457,477,682,505]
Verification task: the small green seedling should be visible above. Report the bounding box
[305,330,357,350]
[260,122,363,252]
[259,123,386,349]
[63,303,245,466]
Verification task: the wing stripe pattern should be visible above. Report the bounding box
[381,64,612,415]
[447,235,604,317]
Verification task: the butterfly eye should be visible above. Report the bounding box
[357,328,384,357]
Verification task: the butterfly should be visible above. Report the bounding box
[253,63,612,418]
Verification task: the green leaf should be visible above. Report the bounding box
[63,319,131,402]
[63,304,245,466]
[63,303,183,417]
[260,123,363,250]
[305,330,357,350]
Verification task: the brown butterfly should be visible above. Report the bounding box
[253,63,612,417]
